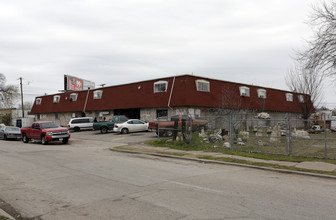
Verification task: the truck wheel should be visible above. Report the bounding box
[121,128,128,134]
[165,127,174,137]
[100,127,108,134]
[41,135,48,145]
[74,127,80,132]
[157,130,165,137]
[62,138,69,144]
[22,134,29,143]
[165,130,173,137]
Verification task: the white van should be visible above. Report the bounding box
[67,117,94,132]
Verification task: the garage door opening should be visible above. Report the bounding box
[114,108,140,119]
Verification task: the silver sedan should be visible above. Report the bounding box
[113,119,149,134]
[0,126,21,140]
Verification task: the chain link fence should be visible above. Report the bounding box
[156,113,336,159]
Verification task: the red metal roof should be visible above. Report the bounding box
[30,75,313,114]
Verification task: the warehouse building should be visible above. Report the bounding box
[30,74,312,126]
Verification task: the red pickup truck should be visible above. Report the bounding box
[21,121,70,145]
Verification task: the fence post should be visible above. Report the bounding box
[324,117,327,159]
[288,113,292,156]
[256,117,259,153]
[189,117,192,145]
[229,113,233,150]
[158,116,160,139]
[285,113,288,156]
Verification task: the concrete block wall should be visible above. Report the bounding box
[32,108,305,129]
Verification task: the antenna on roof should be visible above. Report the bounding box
[100,84,106,88]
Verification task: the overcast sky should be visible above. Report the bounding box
[2,0,334,108]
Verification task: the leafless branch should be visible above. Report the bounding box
[0,73,19,108]
[299,1,336,77]
[285,62,324,119]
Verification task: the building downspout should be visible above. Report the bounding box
[168,76,176,110]
[83,88,90,114]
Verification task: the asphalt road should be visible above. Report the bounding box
[70,129,158,144]
[0,131,336,219]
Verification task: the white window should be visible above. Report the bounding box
[36,98,42,105]
[188,108,195,118]
[286,93,293,102]
[53,95,60,103]
[239,86,250,97]
[257,89,267,99]
[70,93,78,102]
[93,90,103,99]
[298,94,305,103]
[196,79,210,92]
[188,108,201,118]
[154,81,168,93]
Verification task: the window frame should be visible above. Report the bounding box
[34,123,40,130]
[93,90,103,100]
[239,86,250,97]
[53,95,61,103]
[195,79,210,92]
[36,98,42,105]
[154,81,168,93]
[286,93,293,102]
[70,93,78,102]
[157,109,168,118]
[257,89,267,99]
[298,94,305,103]
[133,119,144,124]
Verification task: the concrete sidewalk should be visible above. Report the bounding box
[112,144,336,177]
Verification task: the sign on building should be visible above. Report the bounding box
[64,75,95,91]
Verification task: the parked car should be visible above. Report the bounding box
[0,126,21,140]
[113,119,149,134]
[21,121,70,145]
[67,117,94,132]
[93,115,129,134]
[148,115,208,137]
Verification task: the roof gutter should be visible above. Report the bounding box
[168,76,176,110]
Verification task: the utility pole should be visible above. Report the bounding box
[19,77,24,118]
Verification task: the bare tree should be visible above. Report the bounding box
[285,62,324,120]
[220,85,244,112]
[0,73,19,108]
[17,101,33,111]
[299,1,336,76]
[209,85,251,132]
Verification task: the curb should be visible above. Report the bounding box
[110,148,336,180]
[0,208,14,220]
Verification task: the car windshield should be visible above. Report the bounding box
[41,123,60,129]
[5,127,20,132]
